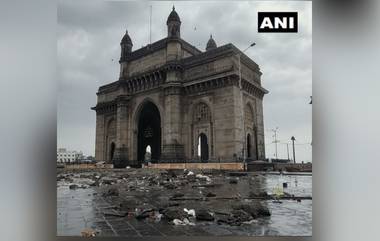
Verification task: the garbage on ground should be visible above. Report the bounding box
[172,218,195,226]
[184,208,195,217]
[81,228,97,237]
[195,174,211,182]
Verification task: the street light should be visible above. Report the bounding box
[291,136,296,163]
[238,42,256,162]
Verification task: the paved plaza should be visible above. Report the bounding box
[57,169,312,237]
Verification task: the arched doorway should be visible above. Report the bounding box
[105,119,116,163]
[247,134,252,158]
[110,142,116,161]
[198,133,209,162]
[137,101,161,164]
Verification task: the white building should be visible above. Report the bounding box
[57,148,84,163]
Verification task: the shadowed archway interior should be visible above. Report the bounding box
[198,133,209,162]
[110,142,115,162]
[137,102,161,164]
[247,134,252,158]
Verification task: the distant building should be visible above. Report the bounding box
[57,148,84,163]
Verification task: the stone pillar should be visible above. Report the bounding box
[94,113,105,162]
[112,96,130,168]
[255,98,266,160]
[231,85,245,161]
[161,73,185,160]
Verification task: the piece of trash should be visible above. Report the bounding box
[273,185,284,198]
[152,212,163,222]
[173,218,184,225]
[184,208,196,217]
[172,218,195,226]
[126,166,131,169]
[196,174,211,182]
[242,219,257,224]
[187,171,194,176]
[183,218,195,226]
[283,182,288,188]
[81,228,96,237]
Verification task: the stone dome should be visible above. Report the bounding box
[167,6,181,24]
[121,30,132,45]
[206,35,217,51]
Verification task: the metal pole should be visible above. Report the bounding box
[274,130,278,159]
[272,127,279,160]
[286,143,290,161]
[149,5,152,44]
[291,136,296,163]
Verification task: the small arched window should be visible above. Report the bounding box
[194,102,211,122]
[245,104,254,125]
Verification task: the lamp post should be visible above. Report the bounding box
[291,136,296,163]
[238,42,256,162]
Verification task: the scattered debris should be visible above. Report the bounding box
[163,207,187,221]
[186,171,194,176]
[135,208,155,220]
[229,172,248,177]
[196,209,214,221]
[57,168,311,234]
[195,174,211,182]
[81,228,97,237]
[229,178,238,184]
[205,192,216,197]
[173,218,195,226]
[103,187,119,196]
[184,208,195,217]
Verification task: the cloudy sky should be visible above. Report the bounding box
[58,0,312,162]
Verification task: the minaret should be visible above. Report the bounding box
[166,6,182,61]
[206,34,217,51]
[166,5,181,38]
[119,30,133,77]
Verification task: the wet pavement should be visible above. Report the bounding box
[57,168,312,237]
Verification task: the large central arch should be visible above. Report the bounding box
[137,101,161,164]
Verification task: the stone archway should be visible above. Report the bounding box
[105,118,116,163]
[137,101,161,164]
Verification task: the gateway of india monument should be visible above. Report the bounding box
[92,7,268,167]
